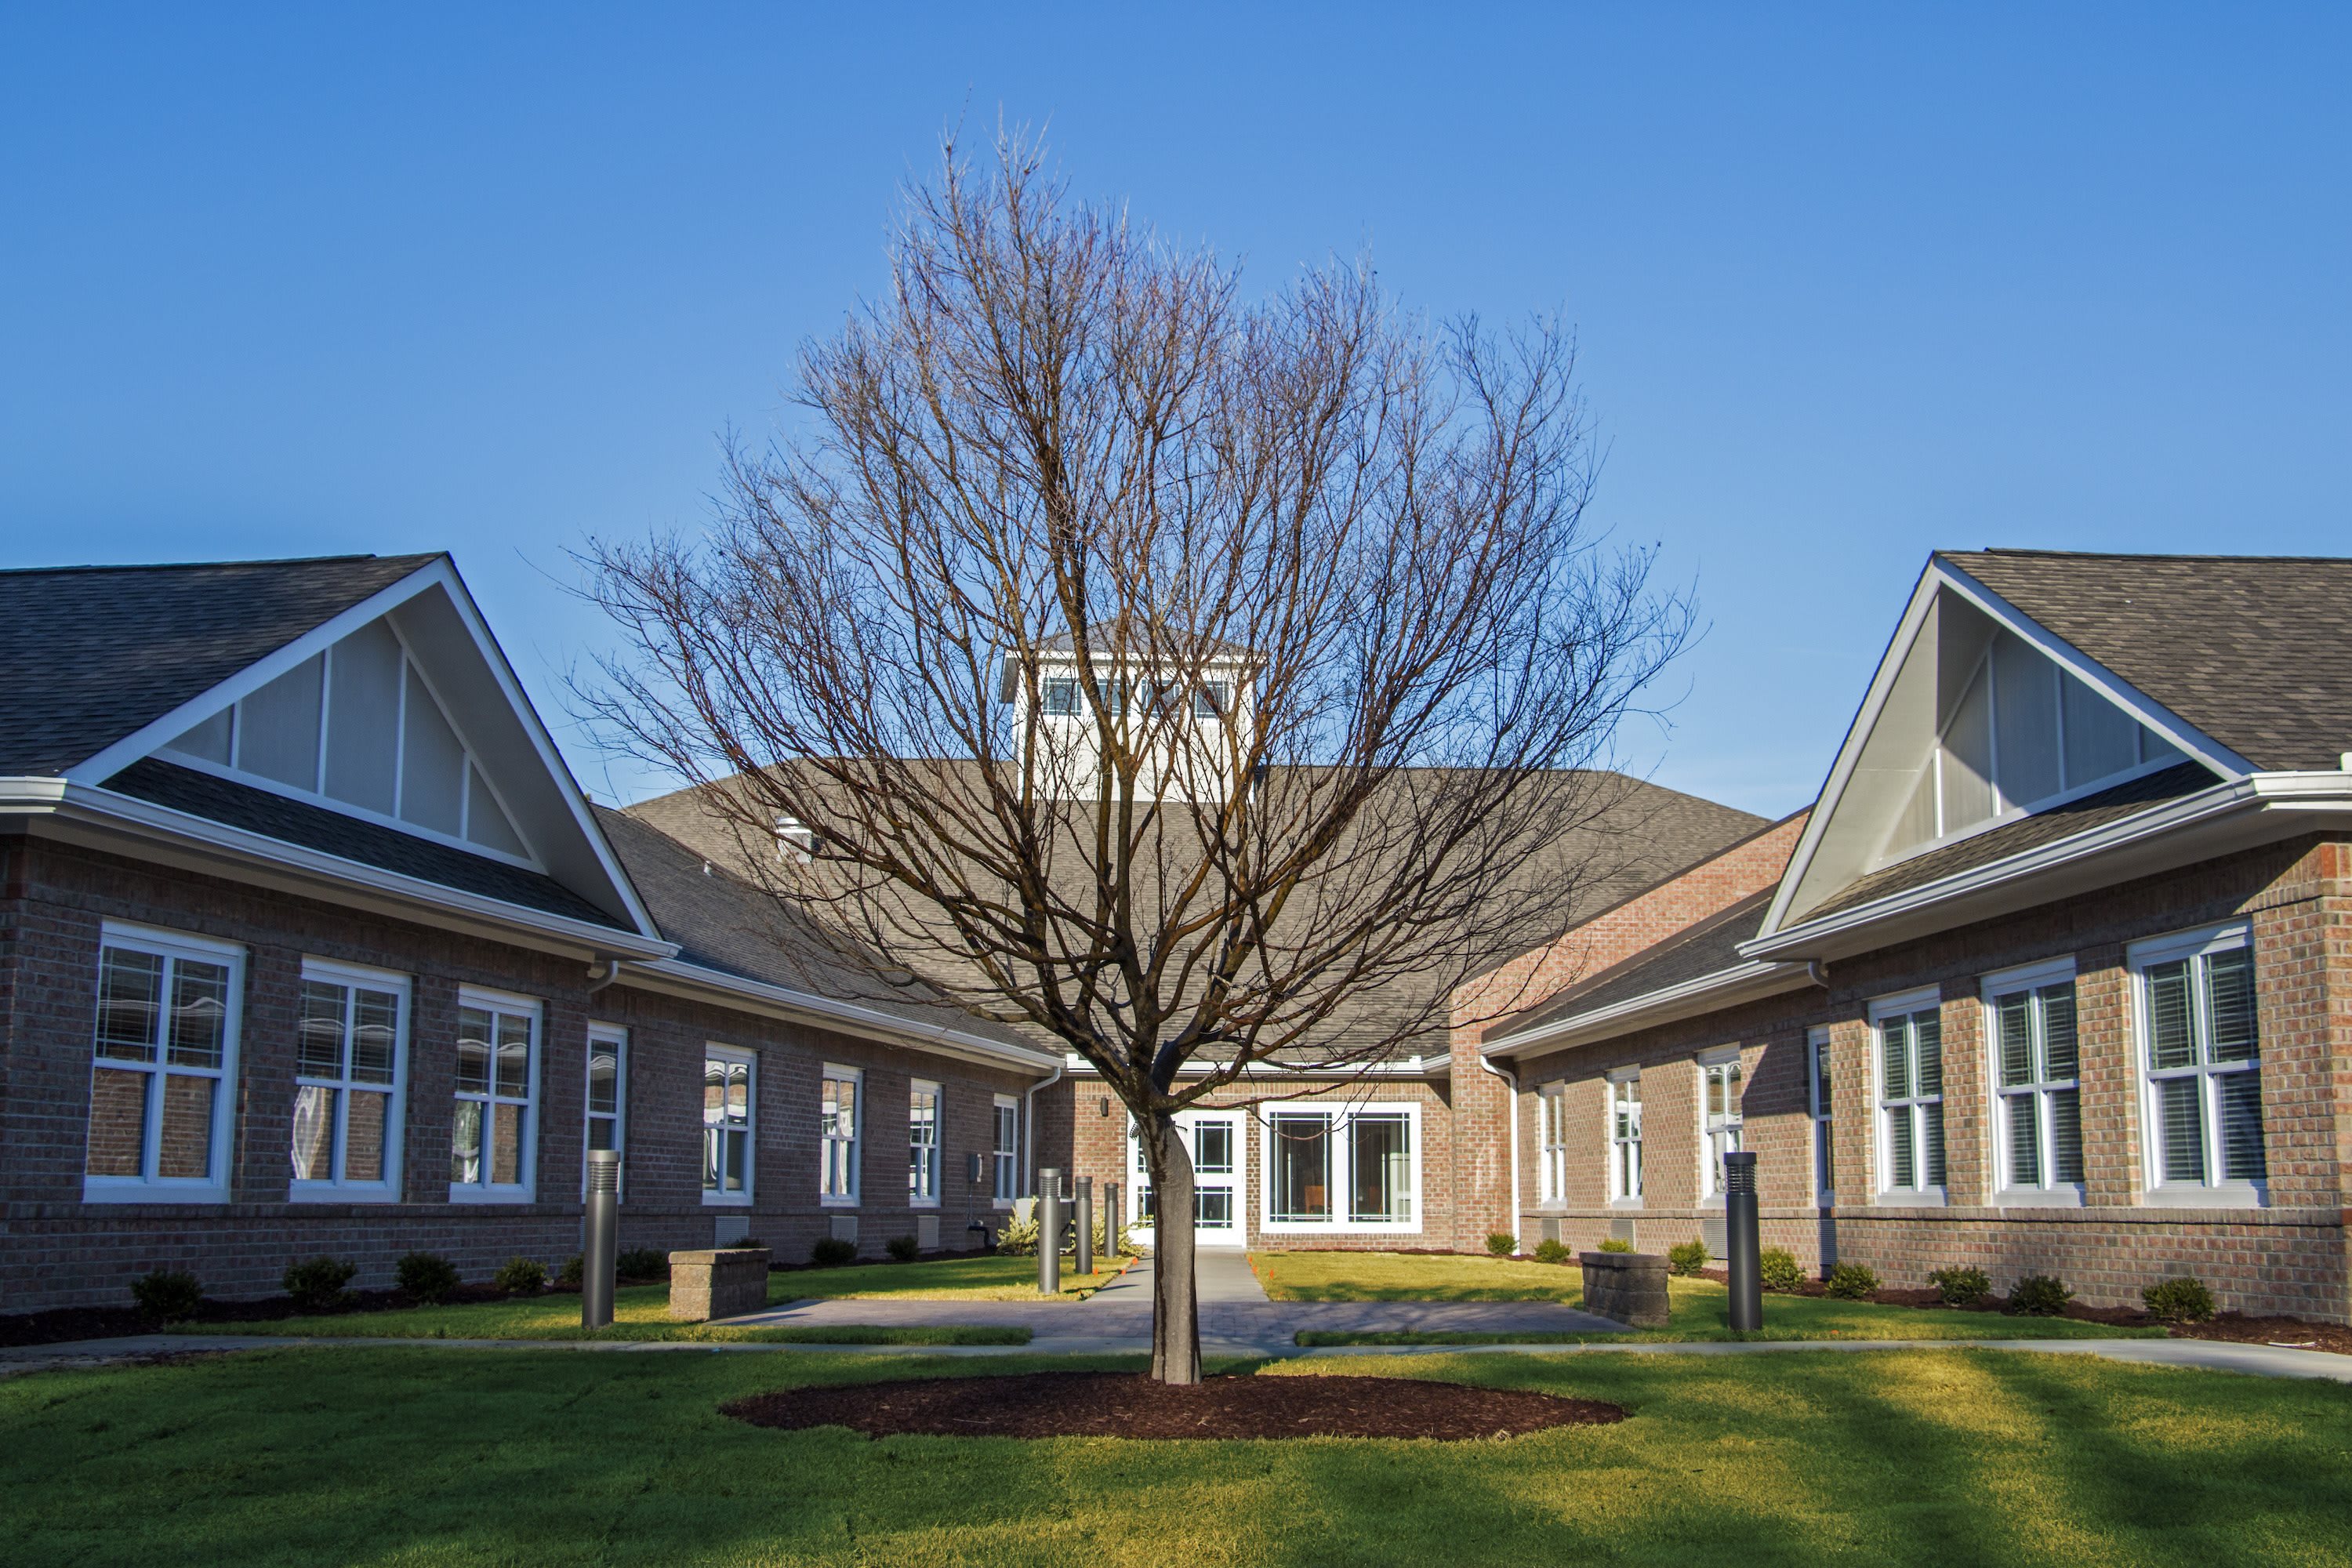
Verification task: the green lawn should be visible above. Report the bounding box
[169,1257,1127,1343]
[1257,1252,2164,1342]
[6,1345,2348,1565]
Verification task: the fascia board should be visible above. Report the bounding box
[1758,561,1944,939]
[624,956,1059,1074]
[1482,961,1813,1060]
[16,779,674,961]
[1932,560,2257,778]
[1740,774,2352,961]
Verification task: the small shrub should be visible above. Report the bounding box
[1667,1240,1710,1276]
[994,1212,1040,1256]
[1824,1261,1880,1300]
[492,1256,547,1294]
[394,1251,460,1304]
[1533,1238,1571,1265]
[130,1269,204,1322]
[885,1234,921,1263]
[1758,1247,1803,1293]
[810,1236,858,1268]
[1485,1232,1518,1258]
[615,1248,670,1280]
[2007,1273,2073,1316]
[2143,1275,2216,1324]
[1597,1236,1635,1254]
[556,1254,585,1289]
[282,1256,358,1312]
[1929,1264,1992,1307]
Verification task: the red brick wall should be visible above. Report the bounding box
[1491,834,2352,1323]
[0,836,1044,1312]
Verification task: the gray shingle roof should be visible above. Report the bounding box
[0,554,440,775]
[1943,549,2352,773]
[1799,760,2217,923]
[101,758,630,929]
[1484,887,1778,1043]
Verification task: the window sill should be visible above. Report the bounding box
[1874,1188,1947,1207]
[2141,1182,2267,1210]
[81,1183,230,1206]
[820,1196,861,1209]
[1609,1197,1645,1210]
[448,1186,537,1204]
[909,1199,940,1210]
[1994,1186,2085,1209]
[288,1185,405,1205]
[992,1198,1015,1210]
[701,1193,755,1209]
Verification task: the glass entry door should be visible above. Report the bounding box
[1127,1109,1246,1250]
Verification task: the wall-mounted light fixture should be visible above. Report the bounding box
[1099,1097,1111,1118]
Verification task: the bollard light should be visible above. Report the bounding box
[1038,1167,1062,1296]
[1723,1150,1762,1331]
[1074,1176,1094,1277]
[583,1149,620,1330]
[1104,1179,1120,1257]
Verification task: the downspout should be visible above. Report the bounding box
[1024,1058,1065,1199]
[1477,1054,1522,1250]
[586,956,623,996]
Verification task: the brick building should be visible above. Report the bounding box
[1479,551,2352,1321]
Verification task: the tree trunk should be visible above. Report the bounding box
[1142,1112,1201,1385]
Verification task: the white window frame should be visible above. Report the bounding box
[448,985,540,1203]
[82,921,245,1205]
[1257,1098,1423,1235]
[584,1023,627,1200]
[991,1094,1019,1207]
[1982,958,2084,1207]
[2132,923,2265,1207]
[1871,988,1946,1204]
[1536,1083,1569,1204]
[289,956,410,1202]
[1606,1069,1643,1207]
[820,1062,862,1206]
[702,1044,756,1207]
[1697,1048,1743,1202]
[908,1079,942,1207]
[1808,1025,1835,1206]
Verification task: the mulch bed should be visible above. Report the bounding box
[723,1371,1624,1441]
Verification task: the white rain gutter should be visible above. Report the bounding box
[1475,1054,1522,1250]
[1025,1058,1065,1199]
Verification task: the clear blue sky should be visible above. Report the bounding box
[5,5,2345,817]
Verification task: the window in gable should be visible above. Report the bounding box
[159,618,535,865]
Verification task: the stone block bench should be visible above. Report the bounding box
[1578,1250,1670,1328]
[668,1248,772,1322]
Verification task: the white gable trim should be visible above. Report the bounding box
[65,555,662,943]
[1759,556,2252,940]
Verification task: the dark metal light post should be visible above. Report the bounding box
[1074,1176,1094,1277]
[1723,1150,1762,1331]
[1037,1167,1062,1295]
[1103,1179,1120,1258]
[582,1149,619,1330]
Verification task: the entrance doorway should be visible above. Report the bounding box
[1127,1109,1247,1250]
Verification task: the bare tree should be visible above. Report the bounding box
[580,128,1688,1384]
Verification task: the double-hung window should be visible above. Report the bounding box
[2135,925,2263,1201]
[451,989,539,1200]
[1264,1103,1418,1230]
[820,1064,861,1203]
[1874,993,1945,1199]
[1607,1073,1643,1204]
[702,1047,754,1203]
[585,1025,626,1196]
[1985,964,2082,1203]
[1699,1052,1742,1200]
[992,1094,1020,1203]
[84,923,243,1203]
[909,1080,941,1206]
[1536,1084,1568,1203]
[292,960,407,1199]
[1808,1025,1835,1203]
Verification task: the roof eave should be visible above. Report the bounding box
[1740,773,2352,964]
[1481,960,1815,1062]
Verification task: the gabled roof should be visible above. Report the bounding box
[0,554,439,776]
[1942,550,2352,773]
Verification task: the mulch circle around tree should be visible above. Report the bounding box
[722,1370,1625,1441]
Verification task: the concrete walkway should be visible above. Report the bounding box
[8,1330,2350,1383]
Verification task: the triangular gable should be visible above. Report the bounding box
[70,557,661,940]
[1759,555,2249,935]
